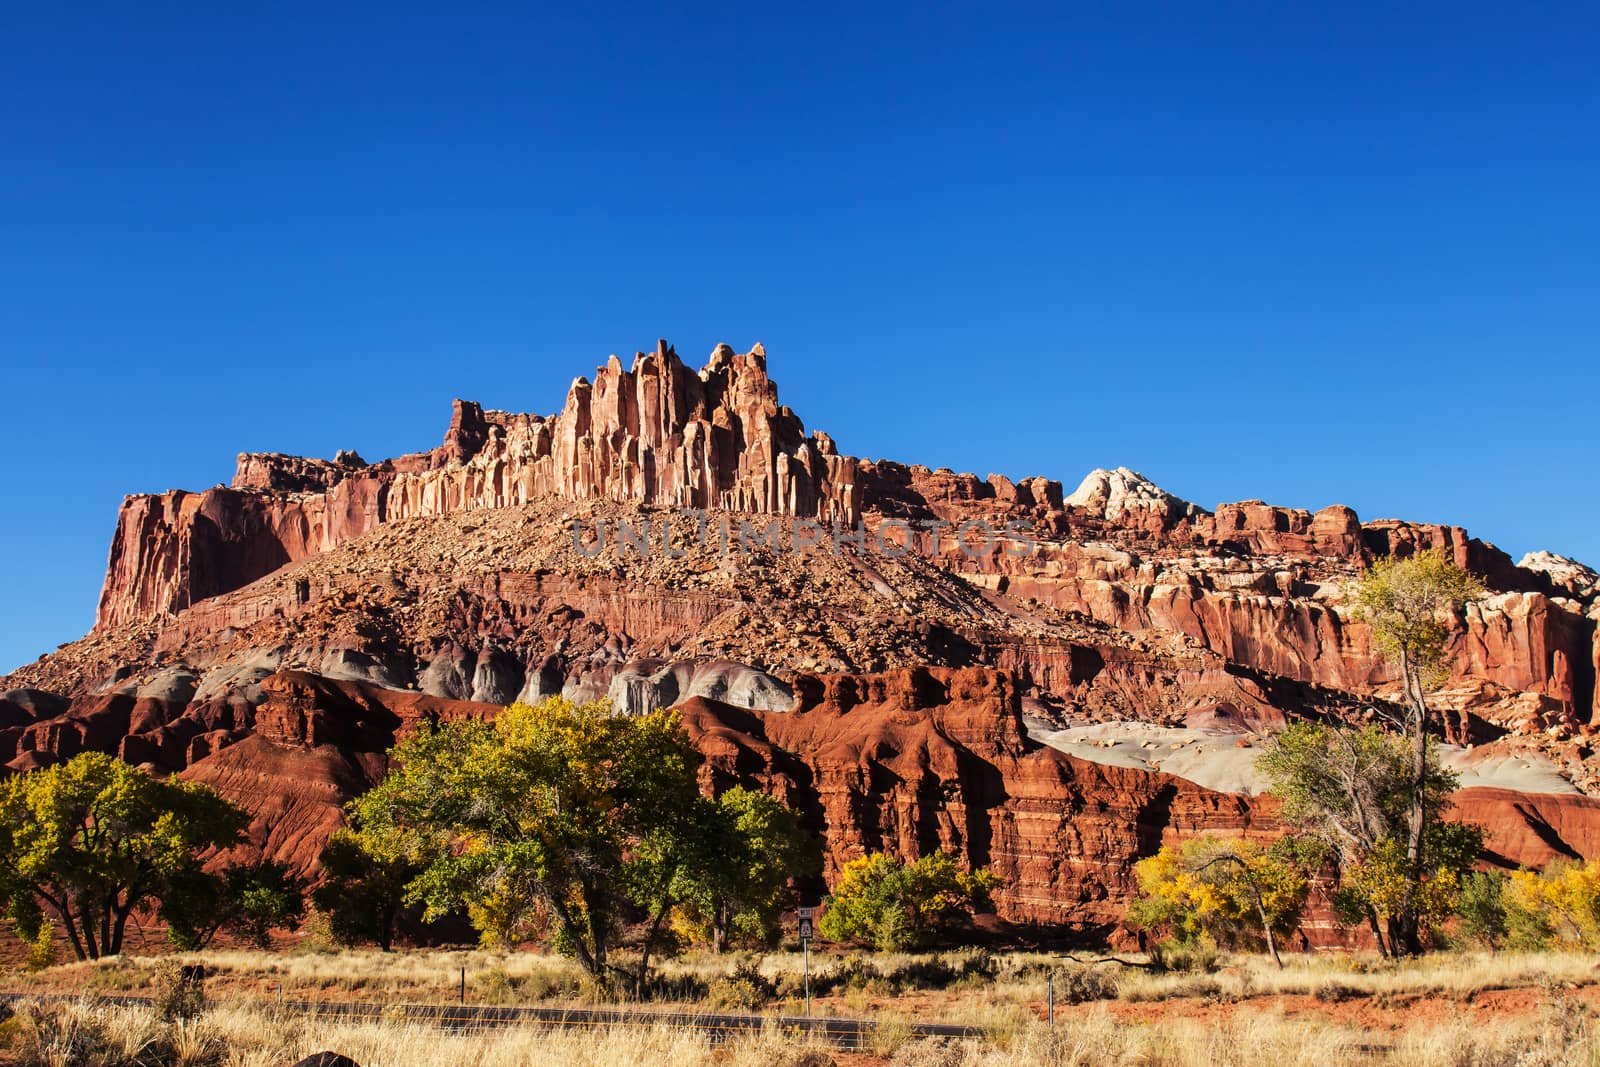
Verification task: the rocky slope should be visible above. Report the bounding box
[5,340,1599,939]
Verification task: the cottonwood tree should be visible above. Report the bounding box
[1351,550,1485,954]
[163,859,306,950]
[310,829,420,951]
[1128,836,1308,968]
[1354,549,1483,885]
[0,752,248,960]
[1505,859,1600,949]
[817,851,997,951]
[670,785,818,953]
[353,697,804,994]
[1260,722,1482,956]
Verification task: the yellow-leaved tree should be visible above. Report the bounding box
[1128,836,1308,968]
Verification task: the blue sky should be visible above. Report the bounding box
[2,6,1597,674]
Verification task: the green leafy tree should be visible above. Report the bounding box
[352,696,716,993]
[1259,722,1483,956]
[0,752,248,960]
[1128,836,1309,968]
[1348,549,1483,954]
[817,851,997,951]
[1455,870,1509,951]
[672,785,819,952]
[163,859,305,950]
[310,829,419,951]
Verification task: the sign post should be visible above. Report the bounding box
[797,907,815,1017]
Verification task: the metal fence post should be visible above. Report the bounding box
[1047,973,1055,1028]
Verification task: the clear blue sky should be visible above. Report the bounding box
[2,6,1597,674]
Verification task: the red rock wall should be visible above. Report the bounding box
[90,343,1597,728]
[678,666,1600,935]
[97,343,863,629]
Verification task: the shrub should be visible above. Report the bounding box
[1051,964,1120,1003]
[1457,870,1510,949]
[1148,935,1222,974]
[520,967,590,1001]
[641,970,708,1002]
[890,1036,968,1067]
[707,957,777,1011]
[480,966,517,1005]
[1313,980,1362,1003]
[810,956,886,996]
[884,956,957,991]
[151,961,207,1022]
[24,920,56,972]
[950,946,998,983]
[1128,836,1308,958]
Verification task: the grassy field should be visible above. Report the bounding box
[5,946,1600,1065]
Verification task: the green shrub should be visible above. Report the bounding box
[1051,965,1120,1003]
[480,966,517,1005]
[810,956,885,996]
[151,961,207,1022]
[1457,870,1510,949]
[707,957,777,1011]
[1148,936,1221,974]
[24,921,56,973]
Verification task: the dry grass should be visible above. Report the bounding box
[19,945,1600,1007]
[2,994,1597,1067]
[1110,949,1600,1004]
[8,948,1600,1065]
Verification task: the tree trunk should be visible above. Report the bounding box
[1402,651,1429,875]
[1255,898,1283,969]
[712,899,729,955]
[379,904,397,952]
[111,904,132,957]
[78,897,100,960]
[635,899,674,997]
[544,887,602,982]
[1366,907,1389,958]
[1400,650,1431,958]
[40,890,88,962]
[1391,912,1423,957]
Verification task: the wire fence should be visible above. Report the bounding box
[0,991,988,1050]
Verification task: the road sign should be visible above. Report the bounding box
[798,917,814,940]
[797,906,814,919]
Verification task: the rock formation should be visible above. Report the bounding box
[7,339,1600,942]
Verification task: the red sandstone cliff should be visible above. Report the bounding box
[90,342,1597,738]
[97,342,860,629]
[7,339,1600,940]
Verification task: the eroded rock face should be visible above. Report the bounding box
[97,342,861,629]
[87,341,1598,742]
[1065,467,1203,527]
[675,666,1600,937]
[22,659,1570,937]
[9,339,1600,939]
